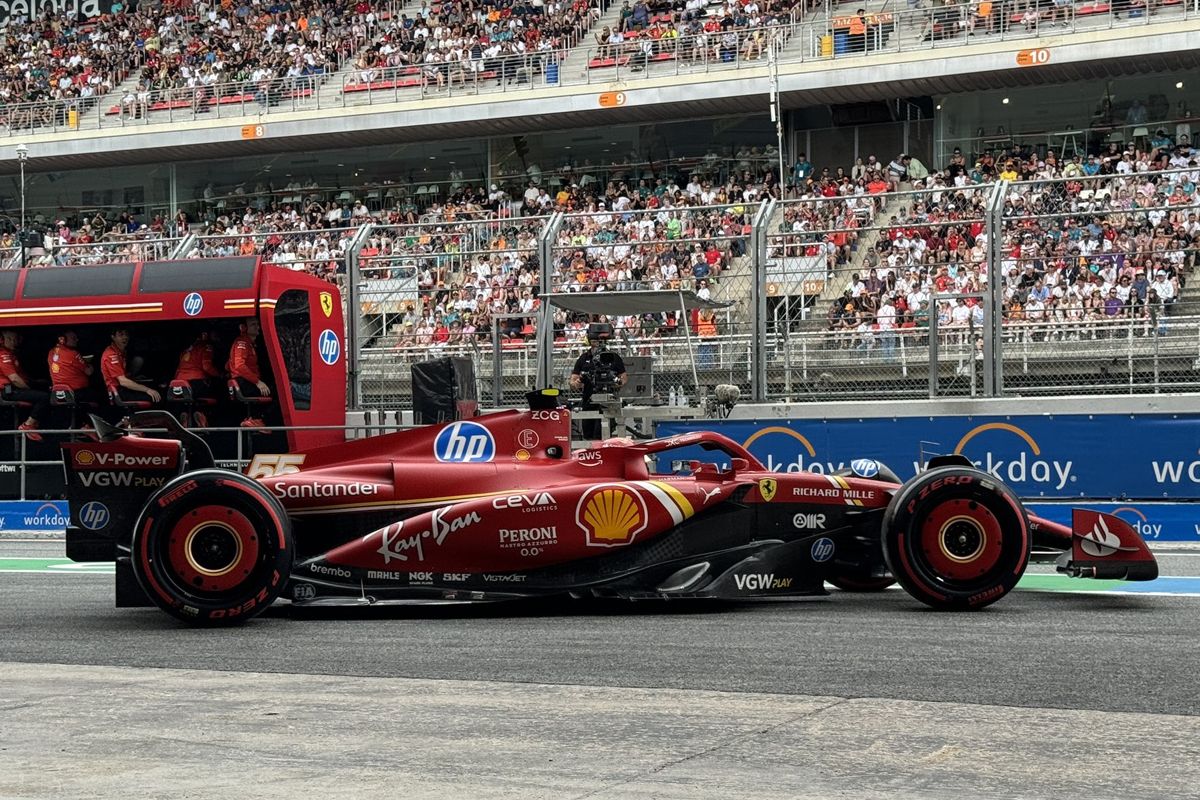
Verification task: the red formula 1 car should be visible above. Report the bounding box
[62,392,1158,626]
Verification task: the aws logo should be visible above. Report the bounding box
[741,427,861,475]
[950,423,1074,492]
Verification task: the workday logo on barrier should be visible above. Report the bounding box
[1150,451,1200,486]
[951,423,1074,492]
[741,427,850,474]
[1109,506,1159,540]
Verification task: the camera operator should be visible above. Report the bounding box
[569,324,627,441]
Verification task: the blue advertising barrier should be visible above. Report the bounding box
[1027,503,1200,543]
[0,501,69,533]
[655,414,1200,500]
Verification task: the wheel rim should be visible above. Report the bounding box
[166,505,260,593]
[918,499,1003,583]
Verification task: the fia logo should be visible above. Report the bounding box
[810,537,835,563]
[318,329,341,365]
[79,501,110,531]
[183,292,204,316]
[434,421,496,463]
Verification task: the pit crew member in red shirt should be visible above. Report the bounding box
[102,328,161,406]
[0,329,48,440]
[227,318,271,400]
[173,331,220,425]
[47,330,96,402]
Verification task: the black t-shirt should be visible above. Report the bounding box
[572,347,627,403]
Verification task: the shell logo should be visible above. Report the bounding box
[577,484,648,547]
[74,450,96,466]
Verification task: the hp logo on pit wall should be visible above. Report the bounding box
[318,329,341,365]
[810,537,835,563]
[434,421,495,463]
[183,292,204,316]
[79,501,110,531]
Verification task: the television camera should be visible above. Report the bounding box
[582,323,624,403]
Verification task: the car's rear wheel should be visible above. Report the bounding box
[132,469,293,626]
[882,466,1030,610]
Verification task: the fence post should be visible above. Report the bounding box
[346,222,374,409]
[985,179,1008,396]
[536,212,563,390]
[750,199,775,401]
[929,304,940,399]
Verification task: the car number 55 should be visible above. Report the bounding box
[247,454,306,479]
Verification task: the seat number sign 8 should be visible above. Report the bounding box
[247,454,306,479]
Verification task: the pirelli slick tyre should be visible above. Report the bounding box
[132,469,294,626]
[826,570,896,593]
[882,466,1030,610]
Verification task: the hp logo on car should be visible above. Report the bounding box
[810,537,835,563]
[850,459,879,478]
[183,292,204,316]
[318,329,341,365]
[434,421,495,463]
[79,501,110,531]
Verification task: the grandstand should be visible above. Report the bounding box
[0,0,1198,410]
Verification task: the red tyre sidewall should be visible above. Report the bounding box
[883,467,1030,609]
[132,469,293,625]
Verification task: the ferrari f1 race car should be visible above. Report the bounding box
[62,392,1158,626]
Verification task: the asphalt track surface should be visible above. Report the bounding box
[4,539,1200,799]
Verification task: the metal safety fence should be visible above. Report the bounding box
[1,173,1195,409]
[346,170,1200,408]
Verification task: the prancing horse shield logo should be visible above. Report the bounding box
[758,478,777,502]
[320,291,334,318]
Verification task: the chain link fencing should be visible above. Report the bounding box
[544,201,760,407]
[46,170,1188,409]
[354,214,546,408]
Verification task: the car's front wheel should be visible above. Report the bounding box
[132,469,293,626]
[882,466,1030,610]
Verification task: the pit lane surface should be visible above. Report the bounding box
[3,539,1200,799]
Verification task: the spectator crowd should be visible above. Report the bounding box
[9,120,1200,358]
[1,0,386,129]
[826,137,1200,353]
[348,0,602,91]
